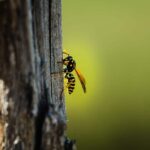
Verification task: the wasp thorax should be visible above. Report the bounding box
[63,56,76,72]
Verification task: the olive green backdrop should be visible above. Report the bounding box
[62,1,150,150]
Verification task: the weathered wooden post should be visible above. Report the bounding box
[0,0,67,149]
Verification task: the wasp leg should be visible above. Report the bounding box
[60,88,65,101]
[51,71,62,75]
[59,83,68,100]
[57,61,63,64]
[60,80,75,99]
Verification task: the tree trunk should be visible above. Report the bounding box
[0,0,67,149]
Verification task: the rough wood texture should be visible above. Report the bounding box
[0,0,66,149]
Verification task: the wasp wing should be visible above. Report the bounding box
[75,69,86,93]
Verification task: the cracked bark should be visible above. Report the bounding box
[0,0,68,149]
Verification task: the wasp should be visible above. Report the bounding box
[63,50,86,94]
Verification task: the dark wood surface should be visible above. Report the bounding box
[0,0,65,149]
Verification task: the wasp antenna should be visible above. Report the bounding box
[63,50,70,55]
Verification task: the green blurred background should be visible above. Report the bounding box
[62,0,150,150]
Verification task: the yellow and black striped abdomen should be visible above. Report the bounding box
[65,73,76,94]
